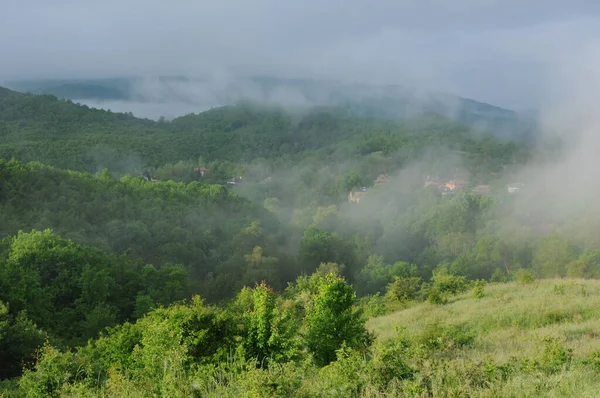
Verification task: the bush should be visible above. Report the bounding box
[370,338,414,389]
[431,266,468,295]
[516,269,536,285]
[523,337,573,375]
[304,273,373,366]
[473,280,486,299]
[358,293,389,318]
[490,268,510,283]
[385,276,422,303]
[416,322,476,352]
[427,287,447,305]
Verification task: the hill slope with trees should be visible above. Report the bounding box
[2,86,598,395]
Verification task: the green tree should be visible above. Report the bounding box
[0,301,45,379]
[243,282,298,365]
[304,273,373,366]
[533,233,576,278]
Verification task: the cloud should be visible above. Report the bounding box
[1,1,600,109]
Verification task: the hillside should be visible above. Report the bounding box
[367,278,600,396]
[0,159,291,302]
[4,76,537,141]
[3,275,600,397]
[2,83,598,396]
[0,86,522,176]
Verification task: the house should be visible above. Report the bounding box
[194,167,208,177]
[142,172,159,182]
[260,177,273,184]
[472,185,491,196]
[445,180,468,191]
[227,176,243,187]
[508,183,525,194]
[348,191,367,204]
[375,174,391,184]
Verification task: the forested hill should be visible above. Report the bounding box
[3,82,600,395]
[0,86,523,176]
[5,76,537,142]
[0,159,292,302]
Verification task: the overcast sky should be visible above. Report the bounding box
[1,0,599,110]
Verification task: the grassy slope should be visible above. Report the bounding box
[368,279,600,397]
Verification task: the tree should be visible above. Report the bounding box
[304,273,373,366]
[0,301,45,379]
[243,282,297,365]
[242,246,280,288]
[533,233,576,278]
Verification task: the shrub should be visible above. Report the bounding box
[516,269,536,285]
[431,266,468,295]
[304,273,373,366]
[473,280,486,299]
[416,322,476,352]
[385,276,422,303]
[370,338,414,389]
[358,293,389,318]
[553,282,566,295]
[427,287,447,305]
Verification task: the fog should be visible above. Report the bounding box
[2,1,600,111]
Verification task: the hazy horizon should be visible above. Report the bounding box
[2,1,600,112]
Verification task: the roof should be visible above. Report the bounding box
[348,191,368,203]
[446,179,468,188]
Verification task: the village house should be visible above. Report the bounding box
[227,176,243,187]
[445,179,468,191]
[260,177,273,184]
[142,172,159,183]
[348,191,367,204]
[193,167,208,177]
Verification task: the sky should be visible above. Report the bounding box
[1,1,600,110]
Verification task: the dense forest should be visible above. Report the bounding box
[5,76,536,142]
[1,86,599,396]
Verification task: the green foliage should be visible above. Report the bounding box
[8,85,600,395]
[369,338,414,389]
[473,279,486,299]
[516,269,536,285]
[0,302,45,379]
[523,337,574,375]
[0,159,284,302]
[243,282,298,365]
[429,265,469,297]
[415,322,476,352]
[385,276,423,303]
[305,273,373,366]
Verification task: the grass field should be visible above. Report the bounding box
[364,278,600,397]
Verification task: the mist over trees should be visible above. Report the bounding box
[2,86,600,396]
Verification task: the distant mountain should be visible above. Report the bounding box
[5,75,537,142]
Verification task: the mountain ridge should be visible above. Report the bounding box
[5,76,537,142]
